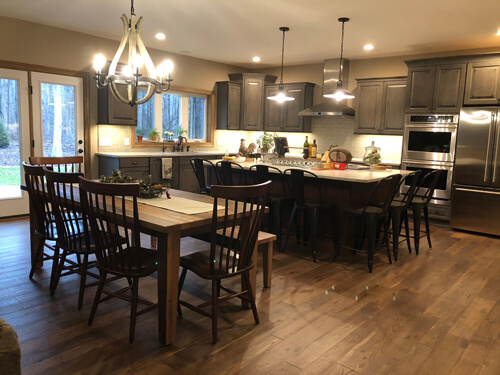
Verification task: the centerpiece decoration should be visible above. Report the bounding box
[100,169,170,199]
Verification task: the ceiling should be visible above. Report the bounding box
[2,0,500,68]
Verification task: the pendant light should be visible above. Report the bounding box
[92,0,174,107]
[267,27,294,103]
[324,17,355,101]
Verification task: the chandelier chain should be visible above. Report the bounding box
[338,20,345,84]
[280,29,286,85]
[131,0,135,15]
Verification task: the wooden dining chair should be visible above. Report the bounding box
[22,162,59,287]
[30,156,83,173]
[177,181,271,344]
[78,177,158,343]
[44,168,101,310]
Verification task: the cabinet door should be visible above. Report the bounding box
[405,66,436,113]
[178,157,200,193]
[433,64,465,113]
[355,82,383,134]
[380,80,406,135]
[227,84,241,130]
[464,61,500,105]
[241,78,263,130]
[264,86,283,131]
[283,85,306,132]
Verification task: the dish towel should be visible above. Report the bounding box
[162,158,173,180]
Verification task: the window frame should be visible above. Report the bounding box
[131,85,214,148]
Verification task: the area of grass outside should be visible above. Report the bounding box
[0,166,21,186]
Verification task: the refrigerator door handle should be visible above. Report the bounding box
[456,187,500,195]
[484,113,496,182]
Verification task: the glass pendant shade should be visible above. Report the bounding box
[267,27,294,103]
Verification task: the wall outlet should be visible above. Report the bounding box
[124,138,130,146]
[99,137,112,147]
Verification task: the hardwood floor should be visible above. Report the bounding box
[0,216,499,375]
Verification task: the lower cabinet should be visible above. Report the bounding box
[98,156,150,181]
[177,157,201,193]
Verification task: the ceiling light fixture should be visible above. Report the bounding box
[324,17,355,101]
[92,0,174,107]
[364,44,374,50]
[497,30,500,36]
[267,27,294,103]
[155,32,166,40]
[252,56,261,62]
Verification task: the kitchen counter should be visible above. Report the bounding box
[96,151,231,158]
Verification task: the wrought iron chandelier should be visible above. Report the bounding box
[267,27,294,103]
[324,17,355,101]
[92,0,174,107]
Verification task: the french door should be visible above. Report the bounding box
[0,68,30,217]
[31,72,84,165]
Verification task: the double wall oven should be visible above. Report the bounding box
[401,114,459,220]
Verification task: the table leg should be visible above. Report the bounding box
[263,242,273,288]
[157,231,180,345]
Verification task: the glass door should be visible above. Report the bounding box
[31,72,84,168]
[0,68,30,218]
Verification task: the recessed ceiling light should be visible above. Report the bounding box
[364,44,374,51]
[252,56,261,62]
[497,30,500,36]
[155,33,166,40]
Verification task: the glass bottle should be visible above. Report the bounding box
[363,140,382,169]
[303,136,309,159]
[311,140,317,158]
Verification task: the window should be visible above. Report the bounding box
[132,87,211,145]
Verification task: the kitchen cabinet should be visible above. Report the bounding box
[264,83,314,132]
[177,157,201,193]
[355,77,406,135]
[98,156,149,181]
[464,61,500,105]
[404,62,465,113]
[214,82,241,130]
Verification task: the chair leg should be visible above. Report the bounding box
[29,236,45,279]
[390,207,400,261]
[309,208,319,262]
[51,248,67,295]
[366,214,377,273]
[211,280,218,344]
[403,210,412,253]
[243,272,259,325]
[382,217,392,264]
[88,270,107,326]
[49,244,59,289]
[129,277,138,343]
[77,253,89,310]
[177,267,187,317]
[424,206,432,248]
[282,204,298,253]
[272,200,282,251]
[412,204,423,255]
[333,212,346,262]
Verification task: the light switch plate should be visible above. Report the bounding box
[124,138,130,146]
[99,137,112,147]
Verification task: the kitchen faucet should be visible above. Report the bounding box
[173,136,187,152]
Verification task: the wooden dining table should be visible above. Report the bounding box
[24,186,260,346]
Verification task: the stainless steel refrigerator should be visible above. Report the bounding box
[451,107,500,235]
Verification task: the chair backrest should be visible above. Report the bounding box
[78,177,145,274]
[396,170,422,206]
[190,158,219,194]
[209,181,271,275]
[30,156,83,173]
[364,174,402,214]
[415,170,443,204]
[22,161,55,239]
[216,161,247,186]
[283,168,322,206]
[44,168,88,252]
[249,164,286,198]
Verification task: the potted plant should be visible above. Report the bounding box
[148,128,160,142]
[176,125,188,138]
[256,132,277,153]
[164,131,174,141]
[136,128,144,142]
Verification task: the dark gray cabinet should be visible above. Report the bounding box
[405,63,465,113]
[263,83,314,132]
[464,61,500,105]
[355,77,406,135]
[177,157,200,193]
[98,156,149,180]
[215,82,241,130]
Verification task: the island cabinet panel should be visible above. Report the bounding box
[215,82,241,130]
[355,77,406,135]
[464,61,500,105]
[432,64,466,112]
[405,66,436,113]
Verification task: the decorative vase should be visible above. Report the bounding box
[137,136,143,142]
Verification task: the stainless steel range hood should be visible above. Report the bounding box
[299,58,355,118]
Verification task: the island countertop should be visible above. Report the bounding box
[210,160,411,184]
[96,151,230,158]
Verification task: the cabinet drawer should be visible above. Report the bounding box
[119,158,149,168]
[119,167,150,181]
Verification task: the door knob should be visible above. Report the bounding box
[78,149,84,154]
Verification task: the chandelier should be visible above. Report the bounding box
[92,0,174,107]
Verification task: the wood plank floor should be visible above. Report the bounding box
[1,216,499,375]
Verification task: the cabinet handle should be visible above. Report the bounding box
[132,161,138,165]
[287,89,302,92]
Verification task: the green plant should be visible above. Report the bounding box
[256,132,277,150]
[176,125,187,137]
[136,128,144,137]
[148,128,160,140]
[0,118,9,148]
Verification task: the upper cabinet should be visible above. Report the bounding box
[464,61,500,105]
[405,63,465,114]
[264,83,314,132]
[355,77,406,135]
[214,81,241,130]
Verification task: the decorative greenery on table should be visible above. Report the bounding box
[100,170,171,199]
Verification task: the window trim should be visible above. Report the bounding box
[131,85,214,148]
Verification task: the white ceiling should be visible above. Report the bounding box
[2,0,500,68]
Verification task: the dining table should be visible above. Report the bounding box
[24,185,261,346]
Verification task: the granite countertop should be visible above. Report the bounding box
[96,151,231,158]
[209,160,411,183]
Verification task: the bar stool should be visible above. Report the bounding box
[249,164,292,250]
[387,170,421,260]
[216,161,248,186]
[334,174,401,273]
[281,169,326,262]
[190,158,220,195]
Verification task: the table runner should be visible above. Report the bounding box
[134,195,225,215]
